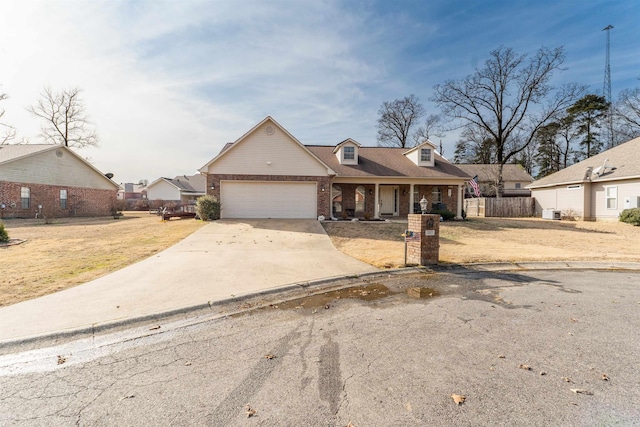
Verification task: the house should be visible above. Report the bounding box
[146,174,206,211]
[0,144,119,219]
[455,164,533,197]
[527,136,640,221]
[117,181,148,207]
[198,116,470,219]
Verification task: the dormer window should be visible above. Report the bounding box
[334,139,360,165]
[420,148,431,162]
[344,146,355,160]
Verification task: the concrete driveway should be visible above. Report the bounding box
[0,220,377,344]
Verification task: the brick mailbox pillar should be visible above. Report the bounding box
[406,214,440,265]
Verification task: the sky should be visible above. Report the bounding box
[0,0,638,184]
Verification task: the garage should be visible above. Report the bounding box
[220,181,318,219]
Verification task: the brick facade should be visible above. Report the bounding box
[208,174,331,217]
[407,214,440,265]
[0,181,117,219]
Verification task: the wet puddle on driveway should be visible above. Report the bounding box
[273,283,393,312]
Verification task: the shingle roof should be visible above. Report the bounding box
[168,174,206,193]
[528,136,640,188]
[455,164,533,183]
[0,144,55,164]
[214,140,468,179]
[306,146,469,179]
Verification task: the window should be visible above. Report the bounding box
[432,187,442,204]
[515,183,521,189]
[567,185,581,190]
[420,148,431,162]
[355,186,365,213]
[606,186,617,209]
[332,185,342,215]
[60,189,68,209]
[21,187,30,209]
[343,146,355,160]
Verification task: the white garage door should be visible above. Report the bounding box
[220,181,317,218]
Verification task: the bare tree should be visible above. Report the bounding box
[433,46,585,196]
[28,87,98,148]
[376,94,425,148]
[614,87,640,140]
[412,113,443,145]
[0,92,17,145]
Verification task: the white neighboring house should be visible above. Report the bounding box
[527,136,640,221]
[146,174,206,211]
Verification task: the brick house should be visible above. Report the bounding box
[0,145,119,219]
[146,174,206,212]
[199,116,470,219]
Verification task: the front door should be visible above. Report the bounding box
[380,186,398,215]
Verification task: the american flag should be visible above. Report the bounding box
[469,175,481,197]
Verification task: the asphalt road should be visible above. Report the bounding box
[1,267,639,426]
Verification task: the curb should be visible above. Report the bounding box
[2,261,639,350]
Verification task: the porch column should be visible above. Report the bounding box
[409,183,415,215]
[457,184,463,219]
[374,183,380,219]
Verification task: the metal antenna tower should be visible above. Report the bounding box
[602,24,614,147]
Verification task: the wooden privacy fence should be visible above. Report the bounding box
[464,197,535,218]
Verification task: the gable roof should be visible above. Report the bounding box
[528,136,640,189]
[199,116,335,174]
[402,139,438,156]
[455,164,533,183]
[0,144,119,189]
[332,138,362,153]
[148,174,206,194]
[307,146,469,179]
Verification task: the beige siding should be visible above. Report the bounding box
[591,179,640,220]
[147,180,180,200]
[532,185,586,217]
[208,122,327,176]
[531,188,558,216]
[0,149,116,190]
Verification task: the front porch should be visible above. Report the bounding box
[330,182,463,220]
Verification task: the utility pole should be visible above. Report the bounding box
[602,24,614,148]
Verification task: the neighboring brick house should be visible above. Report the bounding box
[0,144,119,219]
[528,136,640,221]
[146,174,206,211]
[455,164,534,197]
[199,116,470,219]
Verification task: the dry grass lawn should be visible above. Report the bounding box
[322,218,640,268]
[0,212,206,307]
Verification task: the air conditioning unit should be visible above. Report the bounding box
[542,209,561,220]
[623,196,640,209]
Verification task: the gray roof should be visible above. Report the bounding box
[168,174,206,193]
[306,146,469,180]
[528,136,640,188]
[0,144,56,164]
[455,164,533,183]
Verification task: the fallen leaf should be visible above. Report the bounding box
[570,389,593,395]
[184,361,192,366]
[540,371,547,376]
[498,355,506,359]
[518,364,532,371]
[451,394,465,405]
[245,404,256,418]
[347,422,356,427]
[562,377,572,383]
[57,355,67,365]
[324,305,330,309]
[264,354,275,360]
[119,394,135,401]
[570,318,577,322]
[602,374,609,381]
[149,325,161,330]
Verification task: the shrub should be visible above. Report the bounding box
[431,209,456,221]
[0,222,8,243]
[619,208,640,226]
[196,195,221,221]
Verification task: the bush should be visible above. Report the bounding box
[431,209,456,221]
[196,195,221,221]
[0,222,8,243]
[619,208,640,226]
